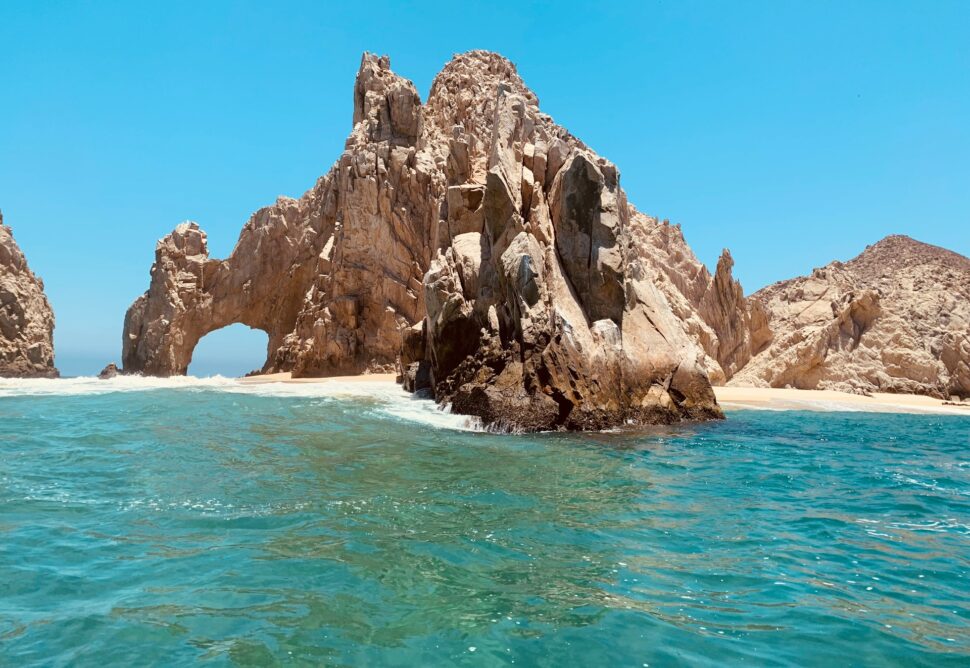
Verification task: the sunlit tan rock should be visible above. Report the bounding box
[0,212,57,378]
[730,236,970,398]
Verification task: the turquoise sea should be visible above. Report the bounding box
[1,377,968,667]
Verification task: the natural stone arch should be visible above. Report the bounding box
[123,53,437,378]
[122,199,325,376]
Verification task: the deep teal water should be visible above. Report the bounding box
[1,378,968,667]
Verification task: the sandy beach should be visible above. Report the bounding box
[714,385,970,416]
[239,372,970,416]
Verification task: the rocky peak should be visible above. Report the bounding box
[424,51,538,140]
[847,235,970,284]
[350,53,422,146]
[696,249,771,380]
[0,211,58,378]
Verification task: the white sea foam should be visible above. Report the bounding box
[0,375,483,432]
[0,374,243,397]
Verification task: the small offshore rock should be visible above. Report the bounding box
[98,363,120,379]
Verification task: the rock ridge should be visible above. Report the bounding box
[121,51,970,418]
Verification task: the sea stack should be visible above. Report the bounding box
[730,235,970,398]
[0,212,58,378]
[123,50,740,431]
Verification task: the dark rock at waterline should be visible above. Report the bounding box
[98,363,120,379]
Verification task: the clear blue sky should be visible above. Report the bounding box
[2,1,968,376]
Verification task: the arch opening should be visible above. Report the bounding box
[188,323,269,378]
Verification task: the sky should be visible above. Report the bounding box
[2,1,968,376]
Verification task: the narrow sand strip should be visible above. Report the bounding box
[714,385,970,416]
[239,372,398,385]
[240,372,970,417]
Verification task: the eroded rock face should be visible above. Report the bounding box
[98,363,120,379]
[419,57,721,430]
[124,50,727,430]
[730,236,970,398]
[0,213,57,378]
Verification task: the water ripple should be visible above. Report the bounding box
[0,387,968,666]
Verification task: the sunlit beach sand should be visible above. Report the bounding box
[714,385,970,415]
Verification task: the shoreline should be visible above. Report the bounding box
[238,372,970,417]
[714,385,970,416]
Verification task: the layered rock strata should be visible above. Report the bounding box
[0,212,57,378]
[124,51,747,429]
[730,236,970,398]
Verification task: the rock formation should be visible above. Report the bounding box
[123,52,970,417]
[730,235,970,398]
[98,363,120,379]
[0,212,57,378]
[124,55,436,377]
[124,51,732,430]
[414,54,724,430]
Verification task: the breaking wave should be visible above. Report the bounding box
[0,375,483,432]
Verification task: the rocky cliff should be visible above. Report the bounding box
[0,212,57,378]
[124,51,745,430]
[730,235,970,398]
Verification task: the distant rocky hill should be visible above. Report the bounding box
[730,235,970,398]
[0,212,57,378]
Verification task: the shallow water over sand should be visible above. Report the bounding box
[1,378,968,666]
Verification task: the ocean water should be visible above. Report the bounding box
[1,377,968,667]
